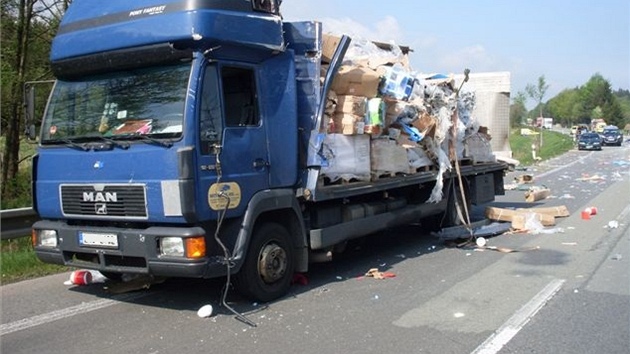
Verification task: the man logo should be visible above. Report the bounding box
[83,191,118,202]
[95,204,108,215]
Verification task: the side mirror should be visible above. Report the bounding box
[24,84,36,141]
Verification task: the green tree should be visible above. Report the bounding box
[526,75,549,146]
[509,91,527,127]
[1,0,66,202]
[546,88,580,126]
[578,73,624,127]
[526,75,549,120]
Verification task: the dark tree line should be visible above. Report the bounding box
[511,73,630,128]
[1,0,69,202]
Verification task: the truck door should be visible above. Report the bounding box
[197,64,270,217]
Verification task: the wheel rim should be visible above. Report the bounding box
[257,242,288,284]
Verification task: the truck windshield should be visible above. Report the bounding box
[41,63,191,143]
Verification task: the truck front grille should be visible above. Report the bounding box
[61,184,148,219]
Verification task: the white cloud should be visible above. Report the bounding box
[320,16,403,44]
[440,45,496,72]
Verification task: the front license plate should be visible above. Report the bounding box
[79,232,118,248]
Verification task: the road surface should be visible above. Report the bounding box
[2,145,629,354]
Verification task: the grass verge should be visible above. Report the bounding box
[510,128,574,166]
[1,237,69,285]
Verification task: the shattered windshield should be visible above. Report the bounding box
[41,63,191,143]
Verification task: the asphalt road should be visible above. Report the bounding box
[2,144,629,354]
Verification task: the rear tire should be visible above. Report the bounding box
[233,222,295,302]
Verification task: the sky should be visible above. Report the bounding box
[279,0,629,109]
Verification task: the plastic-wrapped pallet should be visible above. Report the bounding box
[320,134,371,182]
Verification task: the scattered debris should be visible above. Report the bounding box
[197,304,214,318]
[576,174,606,182]
[525,187,551,202]
[433,219,511,240]
[515,174,534,184]
[581,207,597,220]
[64,270,107,286]
[485,206,556,230]
[607,220,620,229]
[363,268,396,279]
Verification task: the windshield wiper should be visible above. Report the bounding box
[47,138,90,151]
[115,133,174,148]
[95,136,130,150]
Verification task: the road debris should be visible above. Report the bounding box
[363,268,396,279]
[525,187,551,202]
[433,219,511,241]
[197,304,214,318]
[607,220,620,229]
[485,207,555,230]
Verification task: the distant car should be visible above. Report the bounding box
[577,132,602,150]
[571,124,589,136]
[601,127,623,146]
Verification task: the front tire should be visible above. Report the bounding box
[233,222,295,302]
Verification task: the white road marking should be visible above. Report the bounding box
[0,293,147,336]
[471,278,565,354]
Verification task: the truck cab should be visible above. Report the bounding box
[32,0,310,300]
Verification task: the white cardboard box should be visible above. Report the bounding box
[320,134,371,182]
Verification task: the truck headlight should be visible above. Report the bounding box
[159,236,206,258]
[35,229,58,247]
[159,237,185,257]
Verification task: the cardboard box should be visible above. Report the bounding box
[321,134,371,182]
[411,113,437,139]
[322,34,341,63]
[336,95,368,116]
[371,138,409,175]
[332,113,364,135]
[331,66,381,98]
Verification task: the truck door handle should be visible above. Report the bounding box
[253,158,269,169]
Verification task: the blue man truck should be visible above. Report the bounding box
[30,0,507,302]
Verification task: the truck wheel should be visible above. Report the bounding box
[233,222,294,302]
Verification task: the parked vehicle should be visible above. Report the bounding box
[28,0,507,302]
[601,126,623,146]
[577,132,603,150]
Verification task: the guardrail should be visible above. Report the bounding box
[1,207,39,240]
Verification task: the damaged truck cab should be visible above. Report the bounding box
[31,0,506,302]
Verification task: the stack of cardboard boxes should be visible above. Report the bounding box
[319,33,493,186]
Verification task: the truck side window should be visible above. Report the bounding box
[252,0,279,14]
[221,67,259,127]
[200,66,222,153]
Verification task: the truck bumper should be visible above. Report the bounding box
[32,220,228,278]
